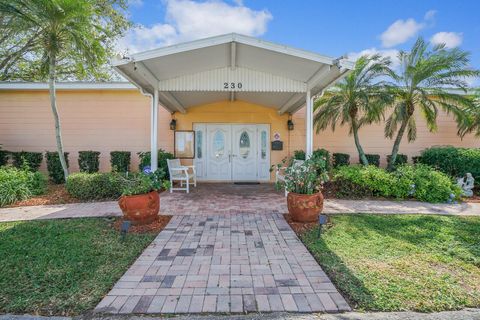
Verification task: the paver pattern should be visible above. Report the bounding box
[95,214,350,314]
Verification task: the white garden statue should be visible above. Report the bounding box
[457,173,475,197]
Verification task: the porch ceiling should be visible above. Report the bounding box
[113,33,354,114]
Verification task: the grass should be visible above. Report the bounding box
[301,214,480,312]
[0,218,156,316]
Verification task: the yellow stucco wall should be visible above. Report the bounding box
[0,89,478,178]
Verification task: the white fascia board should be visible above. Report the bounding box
[0,81,136,90]
[116,33,341,67]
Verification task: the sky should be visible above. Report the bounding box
[119,0,480,86]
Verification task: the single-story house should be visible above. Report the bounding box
[0,33,477,181]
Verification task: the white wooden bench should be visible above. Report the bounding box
[275,159,304,196]
[166,159,197,193]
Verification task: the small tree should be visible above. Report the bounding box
[0,0,131,181]
[385,38,479,171]
[314,54,393,165]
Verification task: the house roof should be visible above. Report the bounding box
[112,33,354,114]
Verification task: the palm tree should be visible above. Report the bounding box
[385,38,479,170]
[0,0,130,181]
[314,54,393,165]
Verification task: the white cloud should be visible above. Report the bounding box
[430,31,463,48]
[380,18,425,48]
[424,10,437,23]
[128,0,143,7]
[117,0,272,53]
[348,48,400,69]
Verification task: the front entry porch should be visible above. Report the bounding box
[161,183,286,215]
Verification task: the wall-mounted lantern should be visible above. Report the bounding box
[169,119,177,131]
[287,119,294,131]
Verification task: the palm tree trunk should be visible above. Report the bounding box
[352,121,369,165]
[388,118,409,171]
[48,54,69,181]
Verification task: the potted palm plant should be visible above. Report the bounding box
[118,168,170,225]
[285,157,328,222]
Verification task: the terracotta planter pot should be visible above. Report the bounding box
[118,190,159,225]
[287,192,324,223]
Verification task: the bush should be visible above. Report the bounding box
[46,152,69,184]
[78,151,100,173]
[12,151,43,171]
[387,154,408,169]
[395,164,461,203]
[311,148,331,171]
[419,146,480,186]
[293,150,306,160]
[412,156,422,164]
[138,149,174,178]
[361,154,380,167]
[121,169,169,196]
[332,164,460,203]
[110,151,131,173]
[0,149,10,166]
[0,167,47,207]
[66,172,124,200]
[333,153,350,168]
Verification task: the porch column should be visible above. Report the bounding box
[305,90,313,157]
[150,89,159,171]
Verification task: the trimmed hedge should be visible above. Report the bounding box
[78,151,100,173]
[360,154,380,167]
[138,149,174,178]
[0,167,47,207]
[387,154,408,168]
[12,151,43,172]
[66,172,124,200]
[110,151,131,173]
[0,150,9,166]
[419,146,480,186]
[46,152,69,184]
[293,150,306,161]
[333,164,461,203]
[333,153,350,168]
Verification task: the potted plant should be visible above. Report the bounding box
[118,167,170,225]
[285,157,328,222]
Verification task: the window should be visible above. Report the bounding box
[239,131,250,159]
[213,130,225,157]
[261,130,267,159]
[196,130,203,159]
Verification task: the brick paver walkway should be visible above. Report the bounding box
[95,214,350,314]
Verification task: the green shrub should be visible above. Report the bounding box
[138,149,174,178]
[66,172,124,200]
[387,154,408,168]
[78,151,100,173]
[333,153,350,168]
[333,164,460,203]
[311,148,331,171]
[412,156,422,164]
[0,149,10,166]
[12,151,43,171]
[110,151,131,173]
[293,150,306,161]
[395,164,461,203]
[361,154,380,167]
[419,146,480,186]
[0,167,47,207]
[46,152,69,184]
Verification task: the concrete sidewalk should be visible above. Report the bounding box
[0,198,479,223]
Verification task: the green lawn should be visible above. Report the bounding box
[0,218,156,316]
[301,214,480,312]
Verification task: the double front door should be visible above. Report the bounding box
[194,124,270,181]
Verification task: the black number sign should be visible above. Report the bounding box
[223,82,243,89]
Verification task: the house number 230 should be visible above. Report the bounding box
[223,82,243,89]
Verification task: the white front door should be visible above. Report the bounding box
[232,124,257,181]
[206,124,232,181]
[194,123,270,181]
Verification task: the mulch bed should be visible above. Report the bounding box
[8,184,81,207]
[113,215,172,234]
[284,213,319,235]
